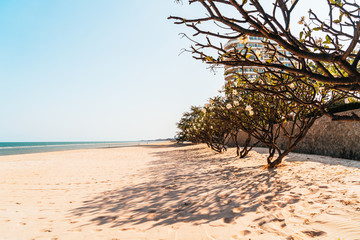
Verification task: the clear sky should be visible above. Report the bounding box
[0,0,326,142]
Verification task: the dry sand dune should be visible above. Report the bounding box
[0,142,360,240]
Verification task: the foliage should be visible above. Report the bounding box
[176,74,339,167]
[176,105,233,153]
[223,78,325,167]
[169,0,360,121]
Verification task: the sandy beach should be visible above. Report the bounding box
[1,142,360,240]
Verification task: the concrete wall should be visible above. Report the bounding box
[231,109,360,160]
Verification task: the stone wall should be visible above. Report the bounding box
[231,109,360,160]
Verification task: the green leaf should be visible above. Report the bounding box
[313,27,322,31]
[205,56,214,62]
[299,31,304,39]
[323,35,332,44]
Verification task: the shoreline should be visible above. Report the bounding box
[0,141,168,157]
[1,142,359,239]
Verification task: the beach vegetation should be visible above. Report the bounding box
[169,0,360,122]
[176,105,233,153]
[204,96,258,158]
[224,75,344,167]
[176,73,347,168]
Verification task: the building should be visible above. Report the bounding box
[224,36,292,82]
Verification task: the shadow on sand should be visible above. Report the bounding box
[69,144,306,229]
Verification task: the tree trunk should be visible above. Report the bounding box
[232,134,240,157]
[267,147,276,164]
[239,134,259,158]
[268,154,286,168]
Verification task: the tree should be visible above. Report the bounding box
[176,74,345,167]
[176,106,203,143]
[176,105,233,152]
[222,79,326,168]
[169,0,360,121]
[205,96,259,157]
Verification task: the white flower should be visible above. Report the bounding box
[202,108,206,113]
[345,98,350,104]
[226,104,232,109]
[232,90,237,95]
[204,103,210,108]
[209,99,214,104]
[245,105,253,112]
[289,83,295,88]
[210,126,213,129]
[233,100,239,106]
[289,112,295,119]
[249,110,254,116]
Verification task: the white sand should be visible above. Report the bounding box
[0,142,360,240]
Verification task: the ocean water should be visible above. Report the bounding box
[0,141,144,156]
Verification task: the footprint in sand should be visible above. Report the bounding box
[258,220,267,226]
[232,207,242,213]
[223,216,235,224]
[40,229,52,232]
[120,227,136,231]
[68,228,82,232]
[239,230,251,236]
[302,230,327,237]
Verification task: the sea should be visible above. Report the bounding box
[0,141,148,156]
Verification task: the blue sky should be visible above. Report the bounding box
[0,0,226,141]
[0,0,326,141]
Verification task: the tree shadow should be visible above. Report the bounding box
[248,147,360,170]
[68,145,302,229]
